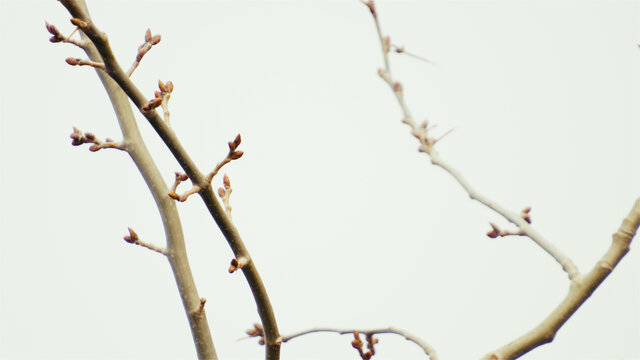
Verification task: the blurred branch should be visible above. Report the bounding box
[282,327,438,360]
[483,197,639,359]
[363,1,637,358]
[362,0,579,281]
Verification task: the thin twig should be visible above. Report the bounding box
[282,327,438,360]
[363,0,579,280]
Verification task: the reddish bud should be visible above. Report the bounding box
[65,57,80,66]
[231,151,244,160]
[393,82,403,93]
[88,145,99,152]
[233,134,242,147]
[123,235,134,243]
[144,29,152,42]
[151,35,161,45]
[45,22,58,35]
[218,187,225,198]
[223,174,230,188]
[105,138,113,143]
[154,91,162,99]
[158,80,166,92]
[83,132,95,141]
[165,81,174,92]
[228,141,236,152]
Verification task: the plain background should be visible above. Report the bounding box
[1,0,638,359]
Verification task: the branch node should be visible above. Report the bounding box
[229,256,249,273]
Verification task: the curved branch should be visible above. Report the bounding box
[362,0,579,280]
[482,197,639,359]
[57,2,280,358]
[282,327,438,360]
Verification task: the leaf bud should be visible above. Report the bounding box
[231,151,244,160]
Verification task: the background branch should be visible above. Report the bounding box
[282,327,438,360]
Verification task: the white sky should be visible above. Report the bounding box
[1,1,638,359]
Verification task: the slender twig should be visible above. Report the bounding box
[362,0,579,280]
[282,327,438,360]
[57,2,281,358]
[391,45,436,64]
[123,227,168,255]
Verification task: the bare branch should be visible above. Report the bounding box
[483,197,640,359]
[56,2,281,358]
[362,0,579,280]
[282,327,438,360]
[53,1,217,358]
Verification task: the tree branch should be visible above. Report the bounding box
[362,0,579,280]
[56,1,281,358]
[482,197,639,359]
[52,1,217,358]
[282,327,438,360]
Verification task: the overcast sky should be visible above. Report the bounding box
[1,1,638,359]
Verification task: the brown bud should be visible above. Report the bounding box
[231,151,244,160]
[88,145,99,152]
[233,134,242,147]
[127,227,139,241]
[154,91,162,99]
[217,187,225,198]
[70,18,87,28]
[179,173,189,181]
[168,192,180,200]
[228,141,236,152]
[223,174,230,188]
[165,81,174,92]
[83,132,95,141]
[144,28,152,42]
[151,35,161,45]
[45,22,59,35]
[123,235,135,243]
[158,80,167,92]
[105,138,113,143]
